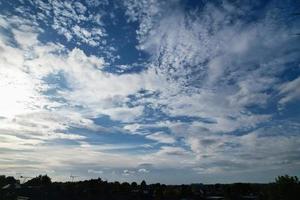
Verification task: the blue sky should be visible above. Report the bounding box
[0,0,299,184]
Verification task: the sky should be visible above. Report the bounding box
[0,0,299,184]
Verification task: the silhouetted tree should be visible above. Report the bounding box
[273,175,300,200]
[2,174,298,200]
[25,174,51,186]
[131,181,137,187]
[0,175,18,187]
[141,180,147,189]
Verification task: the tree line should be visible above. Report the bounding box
[0,174,299,200]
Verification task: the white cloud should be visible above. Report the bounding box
[12,25,39,48]
[11,1,107,47]
[0,15,154,163]
[138,168,149,173]
[0,134,43,150]
[0,30,51,118]
[123,123,141,133]
[146,132,176,144]
[279,77,300,105]
[185,121,300,173]
[88,169,103,174]
[123,0,172,42]
[122,0,299,135]
[0,15,167,124]
[122,169,135,176]
[100,106,144,123]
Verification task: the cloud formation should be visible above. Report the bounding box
[0,0,299,183]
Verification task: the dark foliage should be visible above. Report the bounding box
[24,175,52,186]
[0,174,299,200]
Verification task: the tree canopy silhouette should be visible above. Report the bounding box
[24,175,51,186]
[1,174,299,200]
